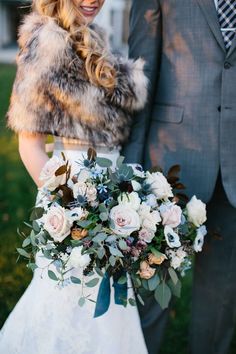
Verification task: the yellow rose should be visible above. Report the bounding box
[148,253,166,265]
[71,228,88,240]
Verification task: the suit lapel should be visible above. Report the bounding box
[196,0,226,53]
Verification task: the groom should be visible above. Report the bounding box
[123,0,236,353]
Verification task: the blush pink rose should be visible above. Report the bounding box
[110,205,140,236]
[44,205,73,242]
[161,204,182,228]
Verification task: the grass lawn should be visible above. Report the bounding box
[0,63,235,353]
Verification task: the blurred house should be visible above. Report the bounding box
[0,0,131,63]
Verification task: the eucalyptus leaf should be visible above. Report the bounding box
[32,220,41,232]
[109,255,116,266]
[30,207,44,221]
[137,293,145,306]
[99,212,108,221]
[148,273,160,291]
[78,297,86,307]
[48,270,58,281]
[168,267,179,285]
[27,263,38,272]
[116,156,125,168]
[168,279,182,298]
[93,233,107,243]
[118,275,127,285]
[96,157,112,168]
[95,267,104,277]
[128,298,136,306]
[17,248,31,259]
[109,246,123,258]
[99,204,107,213]
[22,237,31,248]
[118,239,128,250]
[77,220,93,228]
[154,282,172,309]
[97,247,105,260]
[70,276,81,284]
[85,278,100,287]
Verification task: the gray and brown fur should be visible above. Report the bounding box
[7,11,148,147]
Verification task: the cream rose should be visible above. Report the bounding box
[118,192,141,211]
[68,246,90,268]
[110,205,140,236]
[39,156,67,191]
[86,183,97,203]
[186,196,207,227]
[138,204,161,232]
[146,172,173,200]
[160,204,182,228]
[43,205,73,242]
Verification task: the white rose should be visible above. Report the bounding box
[110,205,140,236]
[138,228,155,243]
[68,246,90,268]
[118,192,141,211]
[145,194,158,208]
[146,172,173,200]
[86,183,97,203]
[44,205,73,242]
[186,196,207,227]
[193,225,207,252]
[138,204,161,232]
[131,180,142,191]
[39,156,67,191]
[160,203,182,228]
[73,181,87,199]
[164,226,181,248]
[68,207,88,222]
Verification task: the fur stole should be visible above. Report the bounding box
[7,11,148,147]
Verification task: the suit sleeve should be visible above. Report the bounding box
[122,0,162,164]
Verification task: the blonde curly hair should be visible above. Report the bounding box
[32,0,116,89]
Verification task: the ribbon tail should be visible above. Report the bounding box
[113,272,128,306]
[94,272,111,318]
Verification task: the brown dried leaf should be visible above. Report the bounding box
[55,165,67,176]
[167,165,181,178]
[149,165,163,173]
[87,147,97,161]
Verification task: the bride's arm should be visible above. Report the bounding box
[18,132,49,188]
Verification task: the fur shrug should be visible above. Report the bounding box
[7,11,148,147]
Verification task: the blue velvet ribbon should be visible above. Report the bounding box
[94,271,127,318]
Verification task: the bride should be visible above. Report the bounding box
[0,0,148,353]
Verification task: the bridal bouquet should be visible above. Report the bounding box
[17,149,207,316]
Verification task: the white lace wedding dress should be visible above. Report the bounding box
[0,138,148,354]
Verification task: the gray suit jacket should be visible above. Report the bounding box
[123,0,236,207]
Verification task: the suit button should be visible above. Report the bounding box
[224,62,231,69]
[217,105,221,112]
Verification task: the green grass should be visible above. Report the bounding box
[0,64,235,353]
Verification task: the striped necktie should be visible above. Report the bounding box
[217,0,236,51]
